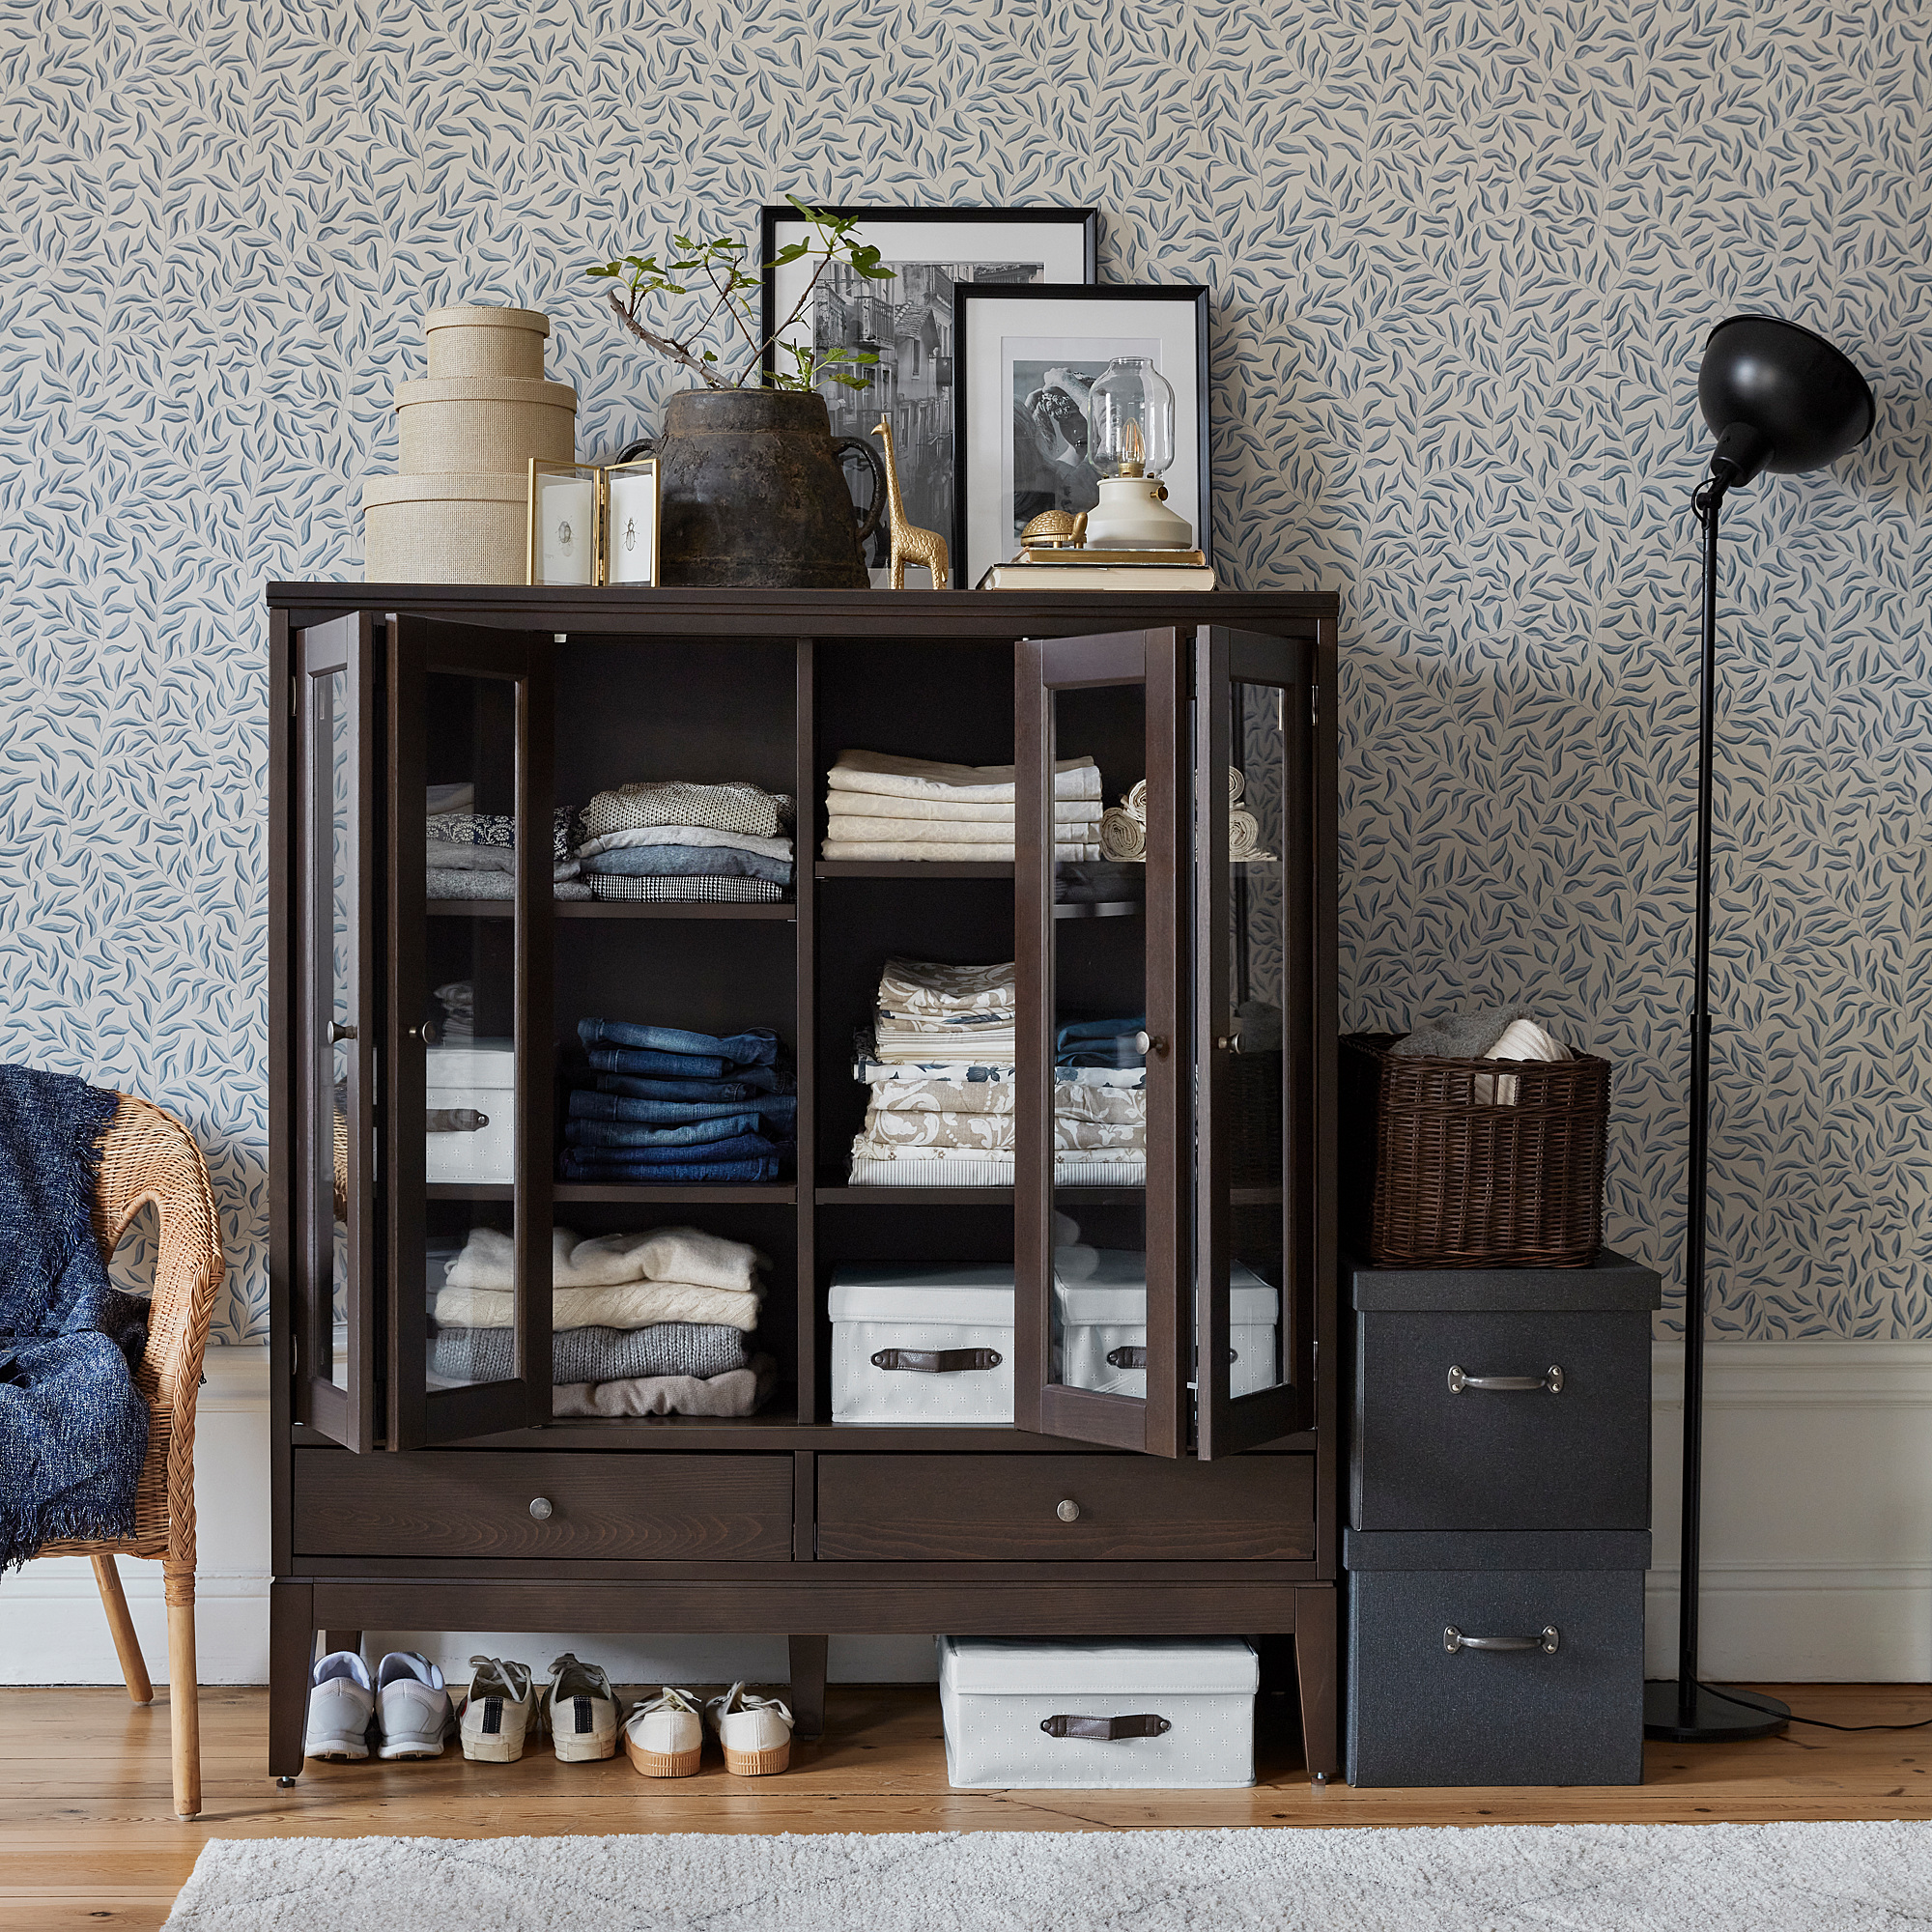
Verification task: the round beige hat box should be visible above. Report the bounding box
[395,376,578,475]
[423,304,551,380]
[362,472,528,584]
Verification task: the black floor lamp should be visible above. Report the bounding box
[1643,317,1876,1744]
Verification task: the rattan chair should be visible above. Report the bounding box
[34,1095,224,1820]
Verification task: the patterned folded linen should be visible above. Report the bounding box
[428,809,582,882]
[577,825,794,863]
[588,875,789,904]
[571,1090,798,1127]
[429,868,592,900]
[555,1153,783,1183]
[552,1354,777,1419]
[859,1109,1145,1152]
[860,1079,1146,1124]
[436,1280,762,1331]
[820,841,1101,863]
[445,1225,768,1293]
[582,843,794,885]
[827,751,1102,803]
[582,781,792,841]
[878,957,1015,1018]
[826,814,1098,845]
[846,1147,1148,1188]
[433,1321,752,1386]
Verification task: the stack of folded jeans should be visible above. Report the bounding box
[430,1226,777,1418]
[426,795,592,900]
[820,751,1104,862]
[571,780,794,904]
[561,1019,796,1183]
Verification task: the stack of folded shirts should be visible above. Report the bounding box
[561,1018,796,1183]
[846,960,1149,1187]
[572,780,794,904]
[821,751,1104,862]
[427,793,592,900]
[430,1225,777,1418]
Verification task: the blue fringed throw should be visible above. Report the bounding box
[0,1066,149,1571]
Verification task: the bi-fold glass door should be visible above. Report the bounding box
[1013,625,1320,1460]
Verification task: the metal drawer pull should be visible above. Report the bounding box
[1132,1031,1169,1059]
[1443,1625,1559,1656]
[1106,1346,1238,1369]
[1447,1365,1564,1395]
[1040,1713,1171,1740]
[1056,1498,1081,1522]
[870,1348,1003,1374]
[327,1020,356,1044]
[426,1108,490,1134]
[528,1496,554,1520]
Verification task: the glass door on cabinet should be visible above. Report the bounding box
[294,614,378,1451]
[1014,628,1188,1458]
[1194,626,1316,1456]
[387,616,554,1449]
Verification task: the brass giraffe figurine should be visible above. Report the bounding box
[870,417,952,589]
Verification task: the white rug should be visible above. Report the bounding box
[164,1822,1932,1930]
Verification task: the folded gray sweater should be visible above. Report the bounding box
[432,1321,750,1387]
[1391,1004,1529,1060]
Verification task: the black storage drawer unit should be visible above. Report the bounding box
[1347,1530,1649,1787]
[1350,1251,1662,1532]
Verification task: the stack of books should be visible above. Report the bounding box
[978,546,1216,591]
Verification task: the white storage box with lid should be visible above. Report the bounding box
[938,1636,1259,1788]
[829,1263,1013,1425]
[1053,1249,1280,1398]
[425,1040,515,1184]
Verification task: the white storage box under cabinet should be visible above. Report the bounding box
[1054,1250,1280,1399]
[426,1041,515,1183]
[938,1636,1258,1788]
[830,1263,1014,1425]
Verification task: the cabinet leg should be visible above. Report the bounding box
[1293,1586,1341,1784]
[787,1634,829,1741]
[322,1630,362,1658]
[269,1581,314,1780]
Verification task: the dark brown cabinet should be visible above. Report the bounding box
[268,584,1342,1781]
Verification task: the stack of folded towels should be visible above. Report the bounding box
[426,786,592,900]
[560,1019,796,1183]
[848,957,1149,1187]
[821,752,1104,862]
[431,1225,776,1418]
[570,780,793,904]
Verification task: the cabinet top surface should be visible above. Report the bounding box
[268,582,1341,638]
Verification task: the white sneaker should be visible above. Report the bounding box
[707,1682,793,1776]
[457,1656,539,1763]
[375,1651,455,1760]
[546,1653,620,1762]
[623,1687,703,1777]
[304,1650,374,1761]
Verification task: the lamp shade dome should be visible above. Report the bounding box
[1698,316,1875,486]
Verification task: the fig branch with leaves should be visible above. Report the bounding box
[584,194,895,392]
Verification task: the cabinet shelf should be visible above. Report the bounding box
[427,1182,797,1205]
[430,899,795,921]
[816,1183,1147,1207]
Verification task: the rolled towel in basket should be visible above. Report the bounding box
[1477,1016,1570,1105]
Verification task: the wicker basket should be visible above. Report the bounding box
[1341,1032,1609,1268]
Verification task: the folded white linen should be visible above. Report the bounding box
[436,1280,762,1332]
[830,790,1107,824]
[552,1355,777,1418]
[828,750,1102,803]
[821,840,1102,862]
[445,1225,768,1293]
[859,1109,1145,1151]
[575,825,795,863]
[827,814,1097,845]
[847,1146,1148,1187]
[861,1078,1145,1123]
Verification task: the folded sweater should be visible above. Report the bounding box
[433,1321,751,1386]
[445,1225,767,1293]
[552,1354,777,1419]
[435,1280,761,1332]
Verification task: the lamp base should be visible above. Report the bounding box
[1643,1680,1790,1742]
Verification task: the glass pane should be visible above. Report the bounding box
[1225,677,1288,1397]
[1047,682,1151,1400]
[422,671,521,1391]
[319,668,351,1393]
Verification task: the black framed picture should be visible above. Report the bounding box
[761,206,1098,585]
[952,283,1211,590]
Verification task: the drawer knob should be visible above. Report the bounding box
[1444,1625,1560,1656]
[1132,1031,1168,1059]
[528,1496,554,1520]
[1447,1365,1564,1395]
[1056,1498,1081,1522]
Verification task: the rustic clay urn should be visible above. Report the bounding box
[620,388,884,588]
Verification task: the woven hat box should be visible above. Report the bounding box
[1053,1248,1280,1398]
[939,1636,1259,1789]
[829,1263,1013,1425]
[426,1040,515,1184]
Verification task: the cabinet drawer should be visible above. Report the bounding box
[815,1454,1314,1562]
[1352,1311,1651,1531]
[293,1450,792,1561]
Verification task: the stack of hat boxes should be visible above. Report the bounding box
[362,305,578,582]
[1346,1250,1662,1786]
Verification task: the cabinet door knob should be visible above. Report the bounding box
[528,1496,554,1520]
[1133,1032,1168,1059]
[327,1020,356,1044]
[1056,1498,1081,1522]
[1216,1032,1242,1053]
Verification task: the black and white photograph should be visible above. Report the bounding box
[762,208,1095,585]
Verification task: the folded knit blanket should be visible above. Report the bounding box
[553,1354,777,1419]
[433,1321,750,1387]
[436,1280,761,1332]
[0,1068,147,1569]
[445,1225,767,1293]
[581,781,792,841]
[827,751,1101,802]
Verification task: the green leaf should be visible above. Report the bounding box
[771,241,810,266]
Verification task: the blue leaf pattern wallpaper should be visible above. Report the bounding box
[4,1,1926,1342]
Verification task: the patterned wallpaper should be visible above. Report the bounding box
[4,1,1926,1341]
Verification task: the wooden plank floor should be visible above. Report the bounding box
[6,1682,1932,1929]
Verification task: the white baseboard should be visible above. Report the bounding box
[8,1340,1927,1685]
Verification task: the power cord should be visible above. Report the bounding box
[1699,1680,1932,1735]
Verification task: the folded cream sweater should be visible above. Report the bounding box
[444,1226,767,1294]
[435,1280,762,1332]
